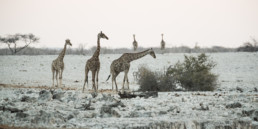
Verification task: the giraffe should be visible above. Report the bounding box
[106,48,156,92]
[132,34,138,51]
[82,31,108,92]
[51,39,72,87]
[161,34,165,50]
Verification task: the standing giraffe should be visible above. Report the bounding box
[106,48,156,92]
[51,39,72,87]
[82,31,108,92]
[132,34,138,51]
[161,34,165,50]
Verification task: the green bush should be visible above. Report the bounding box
[138,66,159,91]
[158,74,176,91]
[138,53,217,92]
[138,66,176,92]
[167,53,218,91]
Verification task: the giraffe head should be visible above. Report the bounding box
[65,39,72,46]
[98,31,109,40]
[149,48,156,58]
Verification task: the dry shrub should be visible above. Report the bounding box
[167,53,218,91]
[138,53,218,92]
[138,65,176,92]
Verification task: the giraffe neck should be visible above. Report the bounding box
[127,49,150,62]
[58,43,67,61]
[93,36,100,58]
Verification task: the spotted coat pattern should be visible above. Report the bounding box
[83,31,108,92]
[108,49,156,92]
[132,34,138,51]
[51,39,72,87]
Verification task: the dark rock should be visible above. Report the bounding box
[100,105,112,116]
[159,111,167,115]
[226,102,242,108]
[100,100,124,117]
[167,106,176,112]
[32,110,51,124]
[242,109,254,117]
[253,110,258,121]
[91,92,98,98]
[236,87,243,93]
[175,93,180,97]
[16,112,28,118]
[199,103,209,111]
[135,106,145,111]
[20,96,36,102]
[216,89,223,91]
[4,106,22,113]
[100,106,121,118]
[129,111,151,118]
[14,90,24,95]
[75,100,94,110]
[254,88,258,92]
[52,92,65,101]
[111,109,121,117]
[67,92,77,102]
[110,100,125,108]
[53,111,66,123]
[101,94,115,101]
[119,91,158,99]
[82,100,94,110]
[0,105,4,110]
[38,90,52,101]
[129,111,140,117]
[67,114,74,120]
[26,90,33,94]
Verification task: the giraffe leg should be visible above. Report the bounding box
[96,69,100,90]
[52,69,55,87]
[125,66,130,90]
[112,73,116,91]
[55,70,59,87]
[122,73,127,93]
[92,71,97,92]
[59,69,63,87]
[83,67,89,93]
[126,72,130,90]
[114,75,118,92]
[111,74,114,90]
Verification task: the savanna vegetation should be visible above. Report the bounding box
[138,53,218,92]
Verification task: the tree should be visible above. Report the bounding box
[237,38,258,52]
[0,33,39,55]
[77,43,86,55]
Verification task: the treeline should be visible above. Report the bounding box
[237,38,258,52]
[0,46,237,55]
[1,33,257,55]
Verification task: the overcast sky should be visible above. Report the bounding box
[0,0,258,49]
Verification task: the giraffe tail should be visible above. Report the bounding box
[106,75,111,81]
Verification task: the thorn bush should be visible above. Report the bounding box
[138,53,218,92]
[167,53,218,91]
[138,65,176,92]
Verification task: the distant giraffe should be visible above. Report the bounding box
[51,39,72,87]
[161,34,165,50]
[132,34,138,51]
[106,48,156,92]
[82,31,108,92]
